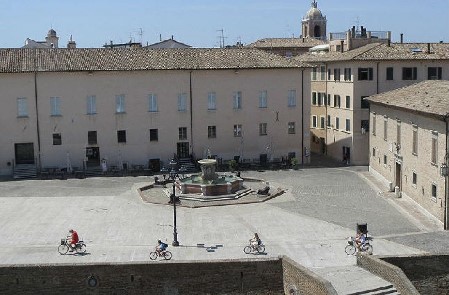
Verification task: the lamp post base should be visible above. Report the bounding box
[172,240,179,247]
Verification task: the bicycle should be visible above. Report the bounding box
[149,250,172,260]
[345,237,373,255]
[58,237,87,255]
[243,240,266,254]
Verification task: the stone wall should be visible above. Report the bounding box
[382,254,449,294]
[282,256,338,295]
[0,258,284,295]
[0,256,342,295]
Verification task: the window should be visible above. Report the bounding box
[288,122,296,134]
[288,90,296,107]
[345,96,350,109]
[361,120,369,133]
[208,92,216,110]
[344,68,351,81]
[431,131,438,164]
[312,116,317,128]
[88,131,97,145]
[333,95,341,108]
[312,92,317,105]
[412,125,418,155]
[383,117,388,141]
[233,91,242,109]
[178,93,187,111]
[320,66,326,80]
[320,116,325,129]
[17,97,28,117]
[361,96,369,109]
[53,133,62,145]
[428,67,442,80]
[402,67,417,80]
[386,67,394,80]
[115,95,125,113]
[86,95,96,115]
[149,129,158,141]
[317,92,324,106]
[396,120,401,147]
[327,69,331,80]
[372,148,376,157]
[148,94,158,112]
[117,130,126,143]
[259,123,267,135]
[259,90,267,108]
[412,172,417,185]
[335,117,340,129]
[333,68,340,81]
[372,114,376,136]
[327,94,331,106]
[233,124,242,137]
[50,97,61,116]
[208,126,216,138]
[312,67,317,80]
[431,184,437,199]
[179,127,187,140]
[327,115,331,127]
[358,68,373,80]
[345,119,351,132]
[383,155,387,165]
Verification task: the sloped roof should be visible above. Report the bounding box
[298,42,449,63]
[0,48,311,73]
[146,39,191,49]
[247,38,324,49]
[365,80,449,119]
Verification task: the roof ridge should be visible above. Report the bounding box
[350,43,383,60]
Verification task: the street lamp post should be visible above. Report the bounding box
[162,159,187,246]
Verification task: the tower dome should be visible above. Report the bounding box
[47,29,57,37]
[301,0,327,40]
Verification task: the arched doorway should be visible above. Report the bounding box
[314,25,321,38]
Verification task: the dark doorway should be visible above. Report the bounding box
[343,146,351,164]
[15,143,35,164]
[86,147,100,167]
[320,137,326,154]
[177,142,190,158]
[395,162,402,190]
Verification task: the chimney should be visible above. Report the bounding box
[340,40,344,53]
[159,34,162,41]
[67,35,76,49]
[171,35,174,40]
[427,43,431,53]
[387,39,391,47]
[400,33,403,44]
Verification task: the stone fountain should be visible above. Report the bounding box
[177,159,243,196]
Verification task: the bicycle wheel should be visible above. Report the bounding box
[257,245,265,253]
[163,251,172,260]
[58,244,69,255]
[364,244,373,255]
[345,245,356,255]
[243,246,252,254]
[149,252,158,260]
[76,243,87,254]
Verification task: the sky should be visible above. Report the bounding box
[0,0,447,48]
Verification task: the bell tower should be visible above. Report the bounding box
[301,0,327,40]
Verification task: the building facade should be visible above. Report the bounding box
[366,80,449,226]
[301,41,449,165]
[0,48,311,176]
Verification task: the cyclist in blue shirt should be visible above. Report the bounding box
[156,240,168,254]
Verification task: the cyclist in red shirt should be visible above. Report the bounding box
[68,229,79,251]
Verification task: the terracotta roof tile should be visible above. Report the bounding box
[0,48,310,73]
[365,80,449,118]
[247,38,324,48]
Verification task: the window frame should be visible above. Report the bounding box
[259,90,268,108]
[52,133,62,145]
[208,126,217,138]
[115,94,125,113]
[233,124,242,137]
[259,123,268,136]
[87,95,96,115]
[288,90,296,107]
[358,67,373,81]
[178,127,188,141]
[288,122,296,134]
[386,67,394,80]
[50,97,61,116]
[208,92,216,110]
[233,91,242,110]
[17,97,28,117]
[149,129,158,142]
[117,130,127,143]
[88,131,97,145]
[402,67,417,80]
[178,93,188,112]
[148,94,158,112]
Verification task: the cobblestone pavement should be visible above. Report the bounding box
[0,157,447,294]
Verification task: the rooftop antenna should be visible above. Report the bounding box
[138,28,143,44]
[355,16,360,32]
[217,29,227,48]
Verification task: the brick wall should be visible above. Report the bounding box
[382,254,449,294]
[0,256,341,295]
[282,256,338,295]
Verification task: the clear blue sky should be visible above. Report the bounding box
[0,0,447,48]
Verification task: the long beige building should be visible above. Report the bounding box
[366,80,449,228]
[300,40,449,165]
[0,48,311,176]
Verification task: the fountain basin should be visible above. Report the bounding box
[178,174,243,196]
